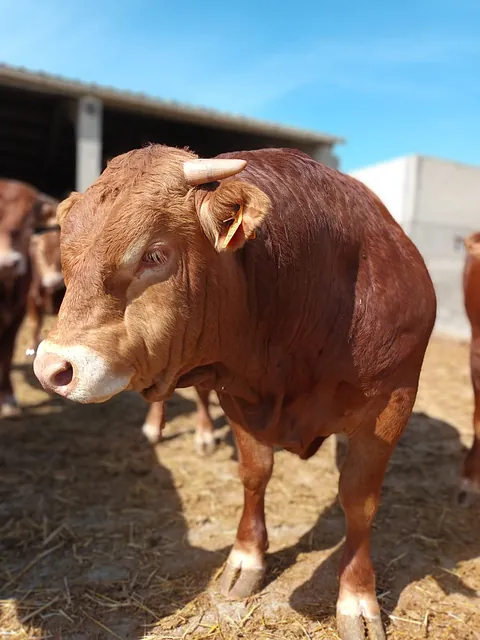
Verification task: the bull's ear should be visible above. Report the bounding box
[36,194,59,228]
[56,191,81,227]
[196,180,271,252]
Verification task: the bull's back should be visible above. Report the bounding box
[218,148,436,386]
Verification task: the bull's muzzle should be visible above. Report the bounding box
[33,349,74,398]
[33,340,133,403]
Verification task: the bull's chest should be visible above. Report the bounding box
[218,380,368,459]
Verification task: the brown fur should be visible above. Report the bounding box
[25,208,216,450]
[0,180,57,416]
[36,145,437,636]
[27,226,64,355]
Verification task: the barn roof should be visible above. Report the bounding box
[0,63,344,146]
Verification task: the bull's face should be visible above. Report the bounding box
[33,145,270,404]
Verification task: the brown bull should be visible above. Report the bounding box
[34,145,436,640]
[460,233,480,505]
[0,180,57,416]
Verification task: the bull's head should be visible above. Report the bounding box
[33,145,271,404]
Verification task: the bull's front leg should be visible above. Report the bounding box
[219,422,273,599]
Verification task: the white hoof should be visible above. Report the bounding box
[1,396,21,419]
[142,421,162,444]
[195,430,216,456]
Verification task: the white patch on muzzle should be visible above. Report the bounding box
[35,340,133,403]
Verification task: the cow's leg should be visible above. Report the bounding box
[336,389,414,640]
[459,338,480,504]
[25,290,43,357]
[219,422,273,599]
[194,386,216,456]
[0,315,24,418]
[142,401,165,444]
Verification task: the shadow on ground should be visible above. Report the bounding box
[264,411,480,630]
[1,357,479,638]
[0,369,228,639]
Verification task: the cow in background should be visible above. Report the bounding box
[26,223,64,357]
[0,180,57,417]
[459,232,480,504]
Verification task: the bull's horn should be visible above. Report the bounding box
[183,159,247,186]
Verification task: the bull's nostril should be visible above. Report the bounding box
[54,364,73,387]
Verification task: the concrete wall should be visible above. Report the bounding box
[350,154,480,340]
[408,156,480,340]
[349,156,413,226]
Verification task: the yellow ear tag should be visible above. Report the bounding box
[221,206,243,250]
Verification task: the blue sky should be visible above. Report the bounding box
[0,0,479,171]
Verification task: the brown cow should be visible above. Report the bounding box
[34,145,436,640]
[26,224,64,356]
[0,180,57,416]
[459,232,480,505]
[24,218,217,452]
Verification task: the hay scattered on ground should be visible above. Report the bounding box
[1,322,480,639]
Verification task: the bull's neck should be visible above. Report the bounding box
[209,251,266,397]
[186,250,258,381]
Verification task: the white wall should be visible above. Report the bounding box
[408,156,480,340]
[349,156,412,226]
[415,156,480,227]
[349,154,480,340]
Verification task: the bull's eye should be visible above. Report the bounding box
[141,245,170,267]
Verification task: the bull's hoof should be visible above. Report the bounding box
[141,421,162,445]
[337,613,386,640]
[1,399,21,419]
[218,562,265,599]
[336,592,385,640]
[195,431,216,457]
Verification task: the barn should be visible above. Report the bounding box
[0,63,343,198]
[350,154,480,339]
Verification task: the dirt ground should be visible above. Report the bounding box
[1,319,480,640]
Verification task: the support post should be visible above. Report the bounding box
[312,144,340,170]
[75,96,103,192]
